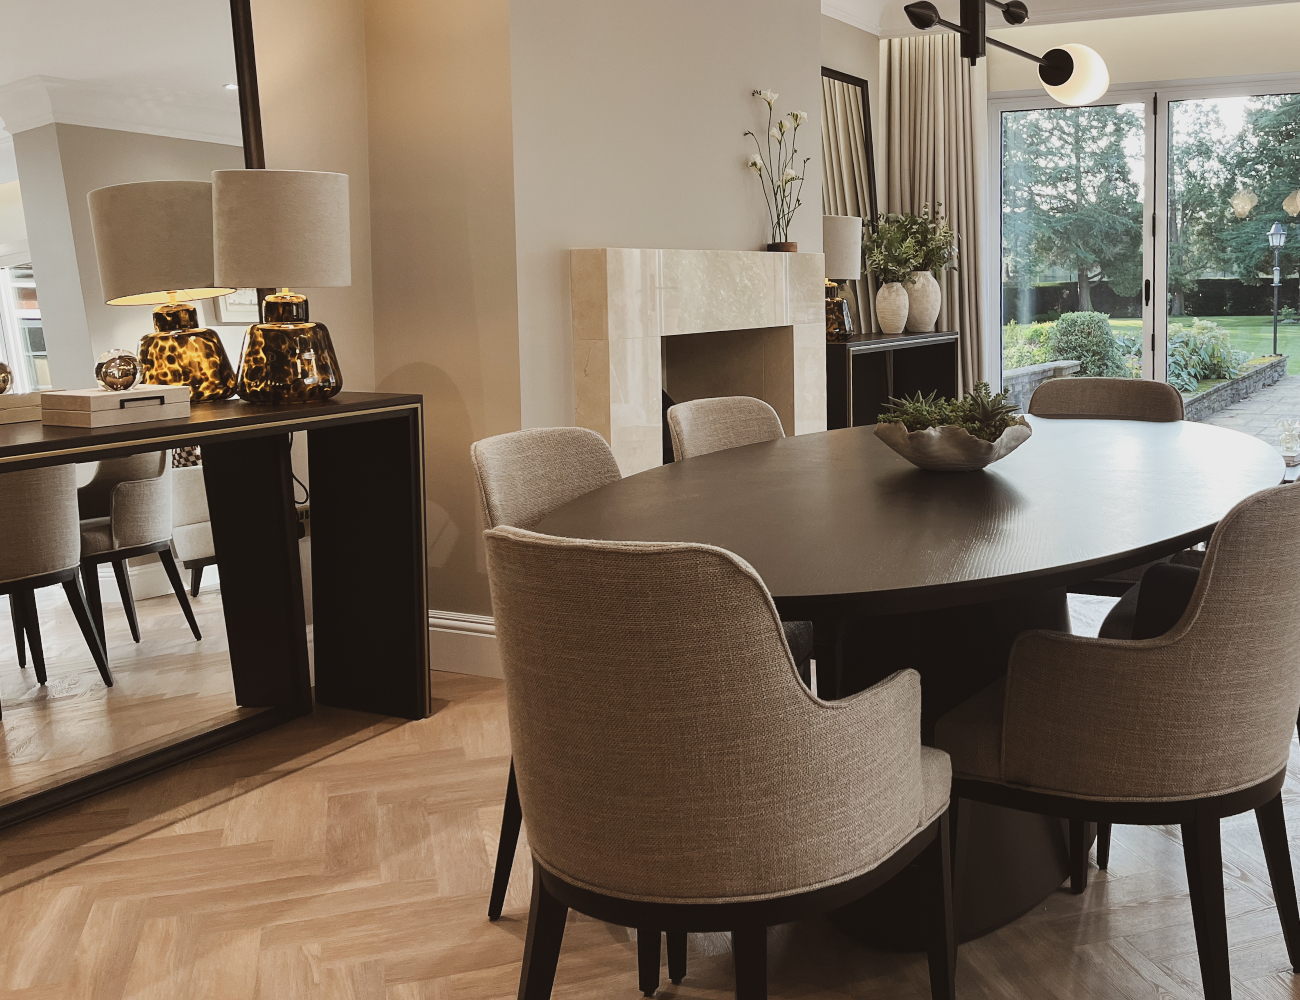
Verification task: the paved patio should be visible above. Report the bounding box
[1201,373,1300,453]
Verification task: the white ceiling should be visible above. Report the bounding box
[0,0,240,142]
[824,0,1299,36]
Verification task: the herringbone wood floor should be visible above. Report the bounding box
[2,667,1300,999]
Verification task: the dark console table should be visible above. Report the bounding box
[0,391,428,828]
[827,330,959,429]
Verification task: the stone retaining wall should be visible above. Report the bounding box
[1001,360,1083,413]
[1183,355,1289,422]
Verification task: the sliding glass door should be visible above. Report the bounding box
[994,78,1300,408]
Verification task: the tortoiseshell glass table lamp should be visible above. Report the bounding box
[87,180,238,401]
[213,169,352,404]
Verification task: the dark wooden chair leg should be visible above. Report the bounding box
[637,929,661,997]
[1097,823,1112,871]
[518,860,568,1000]
[158,549,202,641]
[82,561,105,644]
[1069,819,1089,894]
[1183,811,1232,1000]
[190,564,204,598]
[62,575,113,687]
[111,559,141,643]
[666,931,687,985]
[922,812,956,1000]
[732,926,767,1000]
[949,795,970,940]
[489,760,523,920]
[17,589,46,686]
[10,593,25,668]
[1256,793,1300,972]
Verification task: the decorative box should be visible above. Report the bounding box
[0,391,43,425]
[42,384,191,428]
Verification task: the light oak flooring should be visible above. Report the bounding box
[0,578,248,806]
[2,668,1300,999]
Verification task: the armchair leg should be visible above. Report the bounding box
[489,760,523,920]
[1097,823,1112,871]
[1256,793,1300,972]
[16,589,46,686]
[10,593,25,668]
[922,813,957,1000]
[667,931,687,985]
[82,561,105,645]
[158,549,202,641]
[62,575,113,687]
[190,564,204,598]
[732,927,767,1000]
[518,860,568,1000]
[110,559,141,643]
[637,929,661,997]
[1069,819,1089,894]
[1183,811,1232,1000]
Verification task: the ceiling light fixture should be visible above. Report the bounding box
[903,0,1109,106]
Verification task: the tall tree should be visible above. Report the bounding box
[1003,106,1144,312]
[1167,100,1230,316]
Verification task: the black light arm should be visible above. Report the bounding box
[902,0,1075,86]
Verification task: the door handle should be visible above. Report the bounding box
[1144,279,1151,307]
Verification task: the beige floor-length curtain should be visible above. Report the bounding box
[822,76,877,334]
[883,33,987,391]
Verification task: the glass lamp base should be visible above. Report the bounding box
[138,303,237,401]
[238,321,342,403]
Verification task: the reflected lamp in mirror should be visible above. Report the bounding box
[213,169,351,404]
[87,181,238,402]
[823,215,862,342]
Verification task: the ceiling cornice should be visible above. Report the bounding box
[822,0,887,36]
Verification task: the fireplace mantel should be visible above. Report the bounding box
[571,248,826,475]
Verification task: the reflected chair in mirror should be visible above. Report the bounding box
[1,465,113,708]
[666,396,816,686]
[171,464,216,597]
[78,453,201,646]
[486,526,957,1000]
[935,483,1300,1000]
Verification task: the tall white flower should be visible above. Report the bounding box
[782,167,799,186]
[777,119,788,134]
[754,89,778,107]
[748,153,764,173]
[769,127,782,141]
[790,110,808,125]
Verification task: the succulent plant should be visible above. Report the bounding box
[878,382,1020,443]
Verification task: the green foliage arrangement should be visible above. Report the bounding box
[863,215,919,285]
[1002,320,1055,369]
[893,208,959,277]
[877,383,1020,443]
[1167,318,1249,392]
[1052,312,1127,378]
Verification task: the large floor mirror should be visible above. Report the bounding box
[0,0,270,819]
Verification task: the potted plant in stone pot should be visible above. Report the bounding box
[899,208,957,333]
[874,382,1032,472]
[863,215,919,334]
[744,89,810,252]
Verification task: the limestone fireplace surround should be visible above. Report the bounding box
[571,248,826,475]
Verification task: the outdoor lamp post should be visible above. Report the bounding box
[1270,222,1287,357]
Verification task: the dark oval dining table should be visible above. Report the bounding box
[535,416,1285,944]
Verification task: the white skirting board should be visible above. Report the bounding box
[429,610,502,678]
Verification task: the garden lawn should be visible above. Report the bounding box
[1110,316,1300,374]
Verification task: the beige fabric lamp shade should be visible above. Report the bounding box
[87,180,234,305]
[212,169,351,289]
[823,215,863,281]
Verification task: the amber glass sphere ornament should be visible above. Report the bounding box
[237,291,342,404]
[0,361,11,394]
[137,301,237,402]
[95,348,143,391]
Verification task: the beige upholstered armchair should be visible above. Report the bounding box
[1028,376,1184,422]
[486,526,955,1000]
[2,465,112,704]
[666,395,785,461]
[171,465,216,597]
[937,482,1300,1000]
[78,452,201,645]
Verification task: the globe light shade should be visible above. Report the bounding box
[1269,222,1287,249]
[1285,190,1300,218]
[1039,44,1110,107]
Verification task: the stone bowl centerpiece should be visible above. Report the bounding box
[874,383,1032,472]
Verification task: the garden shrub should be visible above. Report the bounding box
[1002,320,1055,370]
[1167,319,1249,393]
[1052,312,1127,378]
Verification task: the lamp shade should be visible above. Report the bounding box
[87,180,233,305]
[823,215,863,281]
[1269,222,1288,249]
[213,169,351,289]
[1040,44,1109,107]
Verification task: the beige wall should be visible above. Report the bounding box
[509,0,824,430]
[365,0,521,616]
[0,180,25,249]
[988,3,1300,93]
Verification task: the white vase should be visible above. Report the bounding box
[905,270,942,333]
[876,282,909,335]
